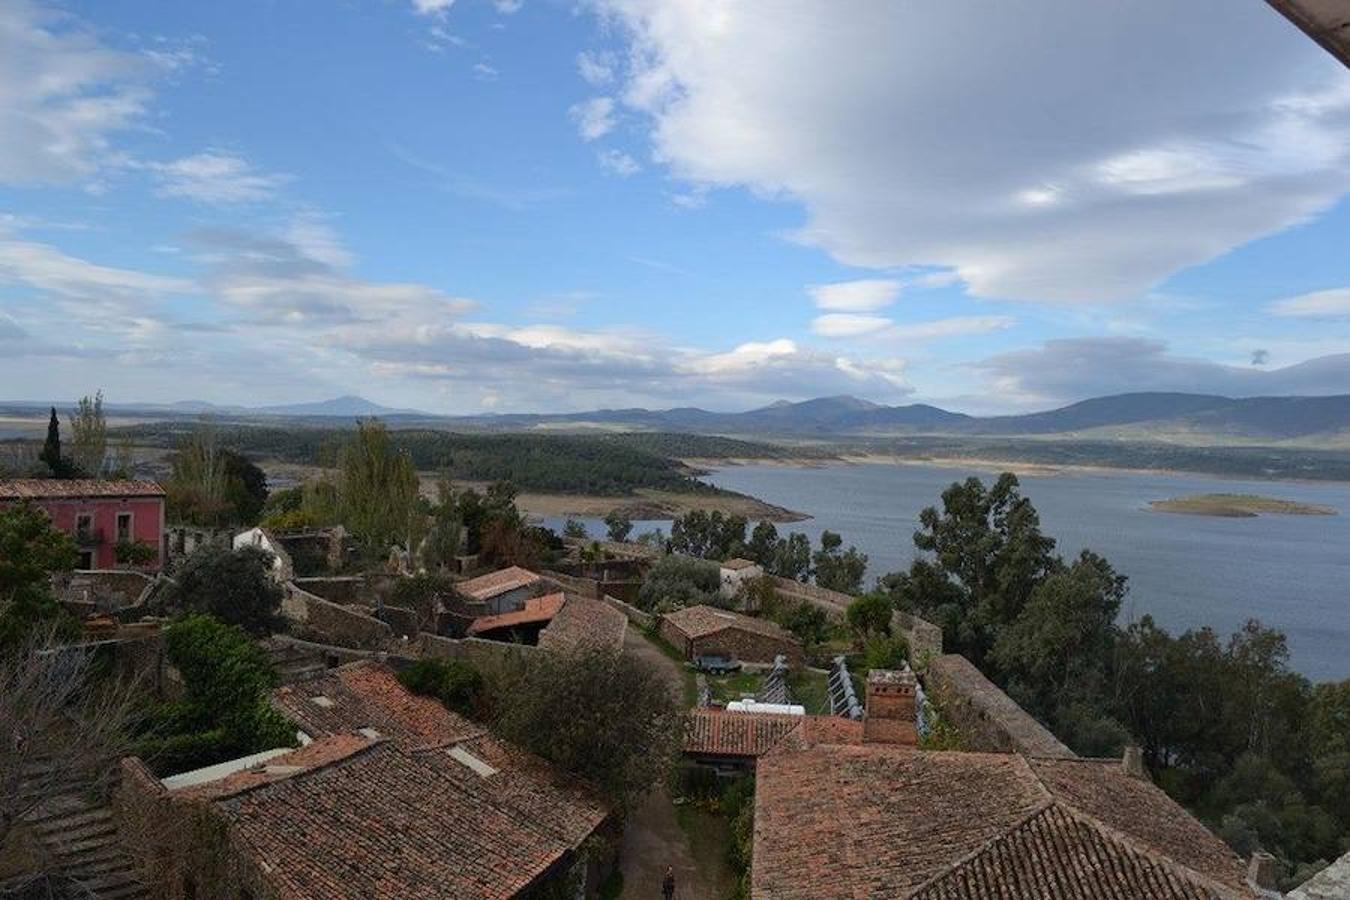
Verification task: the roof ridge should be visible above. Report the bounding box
[1049,799,1253,899]
[210,737,385,802]
[1021,756,1252,897]
[905,800,1248,900]
[902,800,1058,898]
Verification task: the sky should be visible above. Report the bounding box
[1,0,1349,416]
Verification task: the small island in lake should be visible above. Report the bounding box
[1148,493,1338,518]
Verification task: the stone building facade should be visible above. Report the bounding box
[659,605,804,666]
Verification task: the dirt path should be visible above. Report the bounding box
[619,631,718,900]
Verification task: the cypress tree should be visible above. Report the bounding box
[39,406,62,475]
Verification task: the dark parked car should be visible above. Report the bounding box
[695,654,741,675]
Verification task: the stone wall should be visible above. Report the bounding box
[924,654,1074,759]
[660,618,804,667]
[282,584,392,651]
[892,611,944,665]
[417,633,536,670]
[59,570,155,613]
[541,570,599,598]
[767,575,943,665]
[599,593,653,630]
[114,758,278,900]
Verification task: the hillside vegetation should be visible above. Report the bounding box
[110,424,803,496]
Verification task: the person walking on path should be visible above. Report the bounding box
[662,865,676,900]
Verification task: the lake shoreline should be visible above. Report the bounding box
[686,452,1350,486]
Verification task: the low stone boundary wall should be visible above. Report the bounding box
[542,570,600,598]
[598,593,653,630]
[282,583,392,651]
[767,575,943,663]
[925,654,1074,759]
[417,633,536,669]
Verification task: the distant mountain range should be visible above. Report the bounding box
[436,392,1350,445]
[5,391,1349,446]
[166,395,428,418]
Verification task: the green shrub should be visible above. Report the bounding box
[398,658,485,717]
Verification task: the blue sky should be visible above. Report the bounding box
[1,0,1348,414]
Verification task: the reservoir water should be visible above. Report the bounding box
[547,461,1350,682]
[702,461,1350,683]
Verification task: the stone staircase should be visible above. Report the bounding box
[19,764,150,899]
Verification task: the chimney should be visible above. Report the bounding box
[1121,745,1146,779]
[863,666,918,746]
[1247,852,1279,892]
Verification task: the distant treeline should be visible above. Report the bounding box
[111,423,802,496]
[840,436,1350,482]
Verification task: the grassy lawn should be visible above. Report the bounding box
[673,799,738,898]
[787,668,830,714]
[704,670,763,705]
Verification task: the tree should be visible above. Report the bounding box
[135,615,295,776]
[669,510,747,560]
[420,477,463,571]
[779,602,830,651]
[846,592,893,639]
[989,550,1125,716]
[398,658,485,718]
[222,450,269,524]
[745,521,780,565]
[491,645,684,815]
[637,554,723,612]
[69,390,107,477]
[37,407,77,478]
[172,544,284,635]
[165,421,230,525]
[813,531,868,594]
[0,629,142,878]
[563,518,589,540]
[768,531,812,581]
[604,510,633,543]
[334,419,421,555]
[884,474,1057,664]
[0,503,79,651]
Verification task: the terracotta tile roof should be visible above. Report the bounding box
[210,738,606,900]
[272,661,482,749]
[908,804,1245,900]
[457,566,542,600]
[538,595,627,653]
[465,592,565,637]
[0,478,166,499]
[175,662,610,899]
[685,710,803,757]
[751,745,1257,900]
[662,605,800,644]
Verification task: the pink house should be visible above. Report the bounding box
[0,479,167,571]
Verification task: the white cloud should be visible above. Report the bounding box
[597,148,640,176]
[0,0,151,186]
[590,1,1350,303]
[473,62,499,80]
[0,235,190,298]
[411,0,454,16]
[813,313,1014,341]
[812,314,893,338]
[150,151,290,205]
[888,315,1014,341]
[569,96,616,141]
[1269,288,1350,318]
[577,51,614,86]
[809,279,901,311]
[493,0,523,13]
[975,337,1350,406]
